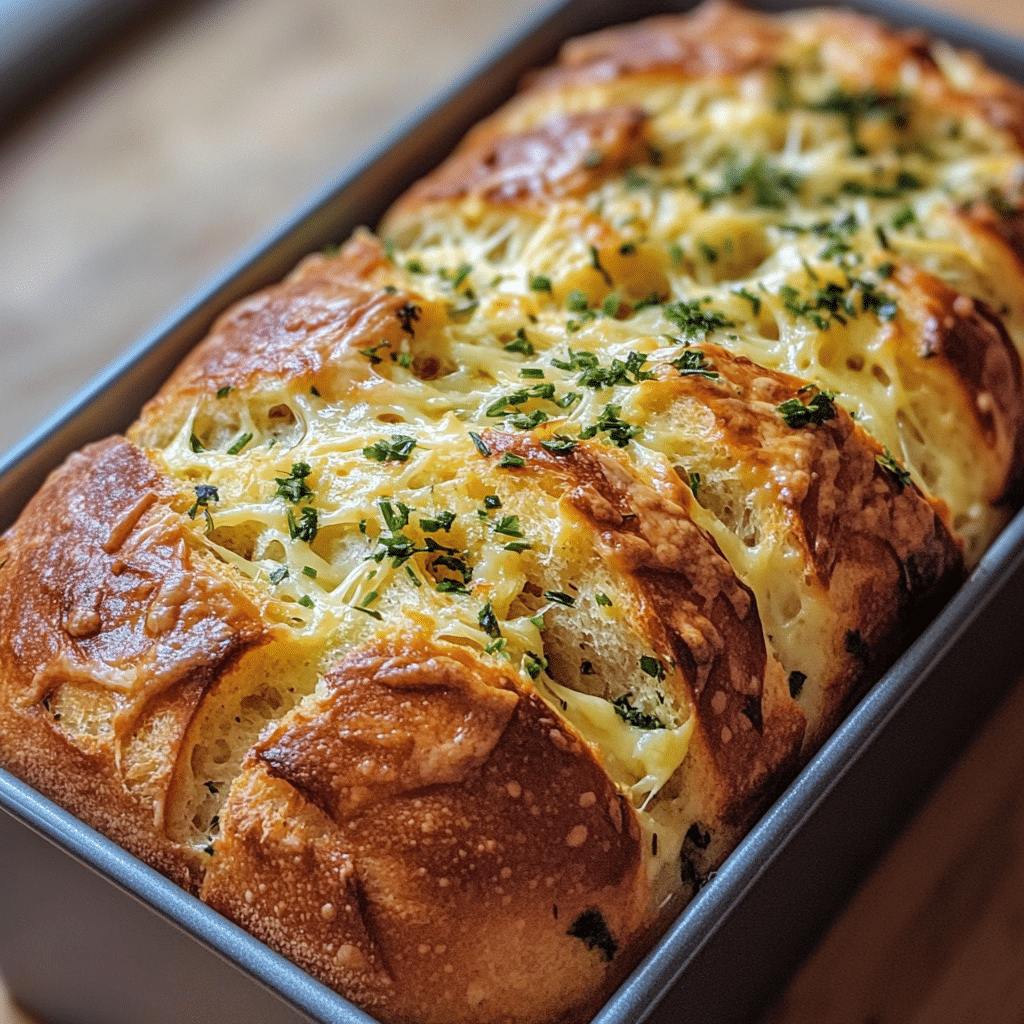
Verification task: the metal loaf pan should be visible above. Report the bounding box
[2,2,1024,1022]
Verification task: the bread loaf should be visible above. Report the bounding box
[2,3,1023,1022]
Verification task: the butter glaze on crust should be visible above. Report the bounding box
[204,636,648,1024]
[0,437,268,887]
[3,5,1024,1024]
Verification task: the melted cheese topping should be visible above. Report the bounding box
[145,12,1024,882]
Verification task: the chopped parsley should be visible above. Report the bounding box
[523,651,548,679]
[419,510,456,533]
[379,499,412,532]
[287,507,319,543]
[574,350,655,390]
[612,694,665,730]
[777,386,838,428]
[363,434,418,462]
[275,462,314,503]
[544,590,576,607]
[877,447,912,489]
[595,592,612,607]
[529,274,552,293]
[499,452,526,468]
[478,602,501,638]
[297,595,315,609]
[540,435,577,455]
[733,287,761,315]
[589,245,613,287]
[891,205,917,230]
[640,655,666,680]
[469,431,491,457]
[580,403,639,447]
[302,566,317,579]
[483,495,502,509]
[216,385,233,399]
[806,87,911,157]
[671,348,719,379]
[504,328,535,356]
[663,299,735,340]
[187,484,218,527]
[268,565,288,585]
[688,471,701,498]
[493,515,524,538]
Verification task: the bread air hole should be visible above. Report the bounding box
[165,640,324,849]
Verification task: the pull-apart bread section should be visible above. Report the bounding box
[2,4,1023,1022]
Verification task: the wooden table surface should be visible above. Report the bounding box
[1,1,1023,1022]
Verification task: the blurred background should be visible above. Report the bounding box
[1,2,1023,1022]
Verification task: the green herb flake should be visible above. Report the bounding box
[876,446,912,489]
[469,431,491,457]
[379,499,412,533]
[275,462,314,503]
[363,434,418,463]
[226,432,253,456]
[529,274,552,293]
[285,507,318,544]
[287,507,319,543]
[478,602,501,638]
[640,655,666,680]
[302,566,318,579]
[419,510,456,533]
[595,592,612,607]
[671,349,719,379]
[499,452,526,468]
[187,484,219,521]
[298,595,315,609]
[216,385,233,399]
[580,403,638,448]
[891,205,917,230]
[776,386,838,428]
[504,541,533,553]
[504,328,535,356]
[544,590,576,607]
[523,651,548,679]
[493,515,524,538]
[688,471,701,498]
[268,565,288,585]
[566,290,590,313]
[663,299,735,340]
[353,605,383,621]
[612,694,665,730]
[540,435,578,456]
[733,287,761,315]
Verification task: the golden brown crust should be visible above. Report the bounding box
[896,266,1024,503]
[0,437,268,885]
[133,242,438,441]
[481,430,806,824]
[525,1,785,89]
[390,107,650,218]
[204,634,649,1024]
